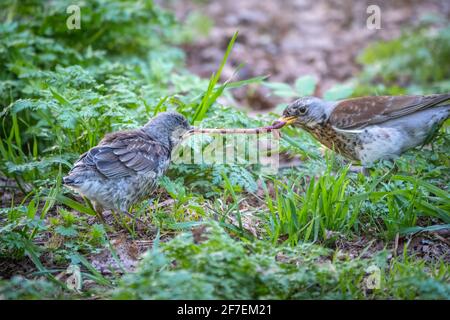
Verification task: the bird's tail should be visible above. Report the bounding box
[421,104,450,146]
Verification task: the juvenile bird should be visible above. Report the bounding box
[63,112,191,221]
[277,94,450,165]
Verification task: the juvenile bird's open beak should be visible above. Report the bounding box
[277,116,298,125]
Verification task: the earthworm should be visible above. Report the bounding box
[183,120,287,137]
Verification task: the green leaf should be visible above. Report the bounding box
[295,75,317,96]
[55,195,97,216]
[225,75,268,89]
[264,82,296,98]
[400,224,450,235]
[323,84,354,101]
[55,225,78,237]
[50,88,70,105]
[192,31,238,122]
[168,221,206,230]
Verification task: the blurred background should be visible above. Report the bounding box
[162,0,450,110]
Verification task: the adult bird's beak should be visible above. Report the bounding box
[277,116,298,125]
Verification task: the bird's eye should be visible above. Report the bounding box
[299,106,307,114]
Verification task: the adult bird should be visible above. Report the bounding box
[63,111,191,222]
[277,94,450,166]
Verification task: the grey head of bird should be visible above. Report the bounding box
[142,111,192,149]
[279,96,336,130]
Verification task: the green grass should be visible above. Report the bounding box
[0,0,449,300]
[262,159,361,245]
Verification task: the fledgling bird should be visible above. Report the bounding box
[63,112,191,220]
[277,94,450,165]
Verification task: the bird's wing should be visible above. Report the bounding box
[330,94,450,130]
[79,132,170,179]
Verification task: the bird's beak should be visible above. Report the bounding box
[181,126,196,138]
[277,116,298,125]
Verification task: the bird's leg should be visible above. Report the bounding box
[349,165,370,176]
[147,198,176,210]
[362,167,370,177]
[83,197,106,223]
[122,210,158,234]
[94,204,107,223]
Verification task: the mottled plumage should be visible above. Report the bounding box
[63,112,191,214]
[279,94,450,165]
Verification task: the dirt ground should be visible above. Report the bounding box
[163,0,450,109]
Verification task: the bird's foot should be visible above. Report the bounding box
[147,198,175,210]
[121,211,159,234]
[121,211,147,226]
[96,211,106,223]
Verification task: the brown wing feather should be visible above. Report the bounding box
[77,129,169,179]
[330,94,450,130]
